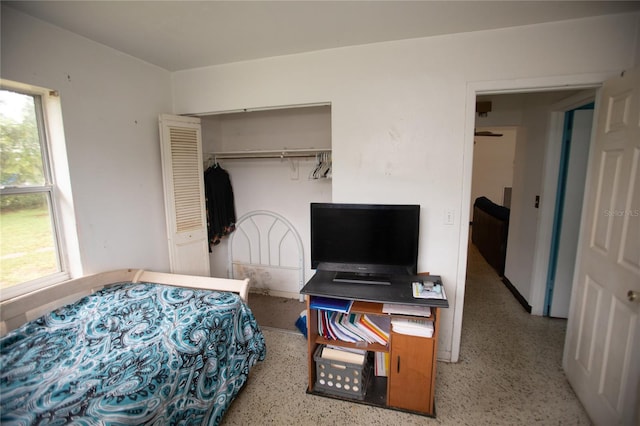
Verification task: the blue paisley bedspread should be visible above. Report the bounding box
[0,282,266,425]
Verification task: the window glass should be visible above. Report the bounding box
[0,193,58,288]
[0,91,45,185]
[0,89,61,290]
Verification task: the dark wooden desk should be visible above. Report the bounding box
[300,270,448,416]
[301,270,449,308]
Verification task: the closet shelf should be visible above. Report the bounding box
[206,148,330,161]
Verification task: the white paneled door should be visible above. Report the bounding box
[564,68,640,425]
[158,114,210,276]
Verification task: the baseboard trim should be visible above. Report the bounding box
[501,276,532,313]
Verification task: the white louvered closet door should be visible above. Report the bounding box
[158,114,210,276]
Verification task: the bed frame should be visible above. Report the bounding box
[0,269,250,337]
[228,210,304,300]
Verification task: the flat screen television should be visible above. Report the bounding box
[310,203,420,283]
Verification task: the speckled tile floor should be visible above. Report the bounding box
[248,292,305,332]
[222,244,591,425]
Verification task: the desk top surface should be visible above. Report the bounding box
[300,270,449,308]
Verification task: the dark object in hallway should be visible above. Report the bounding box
[472,196,509,276]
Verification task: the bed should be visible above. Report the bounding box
[0,269,266,425]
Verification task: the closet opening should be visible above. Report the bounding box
[199,104,332,304]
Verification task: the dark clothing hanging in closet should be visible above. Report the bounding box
[204,164,236,250]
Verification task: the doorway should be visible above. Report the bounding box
[468,90,595,318]
[459,87,598,419]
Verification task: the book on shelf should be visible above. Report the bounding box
[360,314,390,344]
[338,315,364,343]
[391,317,434,338]
[348,314,376,344]
[374,351,390,377]
[320,311,339,341]
[330,313,360,343]
[318,311,358,343]
[310,296,354,313]
[350,314,389,345]
[317,311,390,346]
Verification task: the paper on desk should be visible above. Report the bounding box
[412,282,446,300]
[382,303,431,317]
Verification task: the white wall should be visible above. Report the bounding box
[202,105,331,152]
[470,127,517,215]
[1,7,173,275]
[171,13,640,361]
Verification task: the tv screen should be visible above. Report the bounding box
[310,203,420,277]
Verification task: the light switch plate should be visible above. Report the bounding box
[444,209,454,225]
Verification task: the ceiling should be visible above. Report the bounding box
[4,1,640,72]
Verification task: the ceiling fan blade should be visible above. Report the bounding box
[474,130,503,137]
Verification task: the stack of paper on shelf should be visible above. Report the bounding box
[382,303,431,317]
[317,311,390,345]
[391,317,434,338]
[321,345,366,365]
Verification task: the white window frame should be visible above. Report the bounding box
[0,79,81,301]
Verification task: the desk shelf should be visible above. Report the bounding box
[313,335,389,353]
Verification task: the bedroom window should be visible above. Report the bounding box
[0,81,78,300]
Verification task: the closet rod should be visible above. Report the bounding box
[207,149,330,161]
